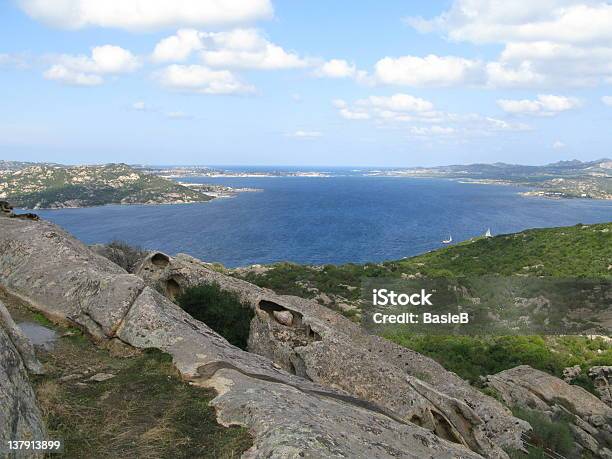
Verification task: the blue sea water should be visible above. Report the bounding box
[36,176,612,267]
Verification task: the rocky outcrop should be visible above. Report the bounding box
[0,308,46,458]
[0,216,488,458]
[0,300,44,375]
[486,365,612,458]
[135,252,529,457]
[590,366,612,408]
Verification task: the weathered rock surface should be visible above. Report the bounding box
[486,365,612,458]
[0,216,488,458]
[0,320,46,458]
[590,366,612,408]
[135,252,529,457]
[0,300,44,375]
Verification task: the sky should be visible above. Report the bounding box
[1,0,612,167]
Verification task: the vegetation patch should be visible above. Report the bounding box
[511,407,574,458]
[177,282,254,350]
[28,316,252,458]
[381,334,612,384]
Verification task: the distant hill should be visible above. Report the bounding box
[370,159,612,199]
[0,163,213,209]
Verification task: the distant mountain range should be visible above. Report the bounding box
[368,158,612,199]
[0,162,213,209]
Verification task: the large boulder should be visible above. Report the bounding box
[0,318,46,458]
[486,365,612,458]
[135,252,529,457]
[589,366,612,408]
[0,216,487,458]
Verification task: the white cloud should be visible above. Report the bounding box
[17,0,273,30]
[374,54,481,87]
[358,94,434,113]
[602,96,612,106]
[43,65,103,86]
[288,130,322,139]
[335,94,532,135]
[154,64,254,95]
[497,94,580,115]
[552,140,566,149]
[485,61,545,88]
[44,45,140,86]
[200,29,307,70]
[407,1,612,88]
[315,59,356,78]
[406,1,612,45]
[152,29,204,63]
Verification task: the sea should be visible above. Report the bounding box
[35,171,612,267]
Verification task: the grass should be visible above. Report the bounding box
[176,282,254,350]
[511,407,574,457]
[24,311,253,459]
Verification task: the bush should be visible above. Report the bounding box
[512,407,574,457]
[177,283,254,350]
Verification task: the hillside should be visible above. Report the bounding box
[369,159,612,199]
[0,163,213,209]
[233,222,612,383]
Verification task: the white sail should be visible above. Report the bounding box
[484,228,492,238]
[442,234,452,244]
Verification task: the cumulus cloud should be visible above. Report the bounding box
[154,64,254,95]
[17,0,273,30]
[602,96,612,106]
[334,94,531,136]
[199,29,307,70]
[43,45,140,86]
[497,94,580,115]
[315,59,356,78]
[374,54,482,87]
[359,94,434,112]
[152,29,204,62]
[407,0,612,87]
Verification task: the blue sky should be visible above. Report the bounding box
[1,0,612,167]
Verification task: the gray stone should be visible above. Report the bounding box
[589,366,612,408]
[486,365,612,456]
[0,300,44,375]
[0,326,46,458]
[87,373,115,382]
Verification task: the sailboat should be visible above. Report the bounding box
[484,228,492,238]
[442,234,453,244]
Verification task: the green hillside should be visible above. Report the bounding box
[0,163,213,209]
[234,222,612,383]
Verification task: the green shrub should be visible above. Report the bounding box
[177,282,254,350]
[512,407,574,457]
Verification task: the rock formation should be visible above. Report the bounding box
[134,252,529,457]
[0,301,47,458]
[0,215,490,458]
[486,365,612,458]
[589,366,612,408]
